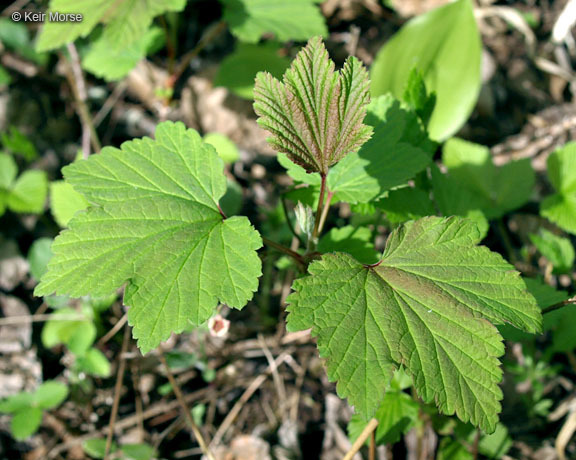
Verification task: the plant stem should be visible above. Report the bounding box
[343,418,378,460]
[158,349,216,460]
[63,44,101,156]
[542,297,576,315]
[104,324,130,460]
[369,429,376,460]
[310,173,327,250]
[262,236,305,269]
[317,190,334,236]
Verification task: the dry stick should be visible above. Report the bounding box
[170,20,227,87]
[98,313,128,346]
[104,324,131,460]
[369,430,376,460]
[93,81,128,128]
[0,313,86,326]
[342,418,379,460]
[158,349,216,460]
[211,351,291,447]
[63,44,101,156]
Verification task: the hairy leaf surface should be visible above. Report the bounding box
[254,37,372,174]
[36,122,262,353]
[287,217,541,432]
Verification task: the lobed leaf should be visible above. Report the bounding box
[254,37,372,175]
[36,122,262,353]
[287,216,541,432]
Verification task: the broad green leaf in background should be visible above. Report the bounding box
[33,381,69,409]
[254,37,372,174]
[214,43,290,99]
[375,186,435,224]
[541,142,576,234]
[348,391,419,445]
[1,126,38,160]
[440,138,534,219]
[277,152,322,186]
[28,237,54,280]
[35,122,262,353]
[326,95,433,203]
[82,27,163,81]
[371,0,481,141]
[204,133,240,164]
[36,0,186,52]
[6,170,48,214]
[121,443,157,460]
[83,438,113,459]
[431,165,489,239]
[50,181,89,227]
[287,217,541,431]
[530,228,575,274]
[221,0,327,43]
[318,226,378,264]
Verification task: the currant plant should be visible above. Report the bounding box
[36,37,542,434]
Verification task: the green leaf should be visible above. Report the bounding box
[214,43,290,99]
[121,443,157,460]
[42,307,96,354]
[287,216,541,432]
[0,65,10,85]
[349,391,419,445]
[318,225,378,264]
[221,0,327,43]
[402,68,436,127]
[11,406,43,440]
[0,392,34,413]
[33,381,68,409]
[440,138,534,219]
[0,18,47,65]
[82,27,162,81]
[1,126,38,160]
[431,164,489,239]
[541,142,576,234]
[478,423,512,458]
[204,133,240,164]
[375,186,435,224]
[277,153,321,186]
[76,348,111,377]
[437,438,473,460]
[35,122,262,354]
[36,0,186,52]
[254,37,372,175]
[371,0,481,141]
[28,237,54,280]
[83,438,114,459]
[50,181,89,227]
[326,95,433,203]
[7,170,48,214]
[0,153,17,189]
[530,228,574,274]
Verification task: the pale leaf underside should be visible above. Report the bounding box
[254,36,372,174]
[287,216,541,432]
